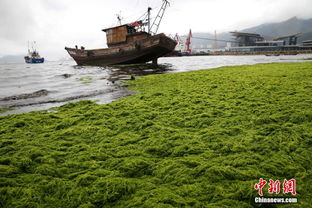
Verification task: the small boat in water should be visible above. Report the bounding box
[65,0,176,66]
[24,41,44,64]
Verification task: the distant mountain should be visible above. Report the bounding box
[0,55,24,64]
[299,31,312,42]
[242,17,312,41]
[186,17,312,49]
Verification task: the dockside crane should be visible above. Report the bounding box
[172,33,184,51]
[173,33,183,45]
[185,29,192,53]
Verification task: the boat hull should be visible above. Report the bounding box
[65,33,177,66]
[25,57,45,64]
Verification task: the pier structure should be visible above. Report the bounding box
[302,40,312,46]
[228,32,312,54]
[274,33,301,45]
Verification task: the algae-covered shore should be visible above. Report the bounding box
[1,62,312,207]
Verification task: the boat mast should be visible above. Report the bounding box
[31,41,36,53]
[150,0,170,35]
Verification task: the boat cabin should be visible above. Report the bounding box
[102,21,151,47]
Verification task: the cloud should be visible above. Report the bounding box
[0,0,38,41]
[1,0,312,59]
[40,0,68,11]
[162,0,312,34]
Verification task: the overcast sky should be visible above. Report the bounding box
[1,0,312,60]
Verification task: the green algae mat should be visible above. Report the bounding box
[0,62,312,207]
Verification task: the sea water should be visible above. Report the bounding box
[0,54,311,115]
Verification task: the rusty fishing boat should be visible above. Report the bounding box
[65,0,176,66]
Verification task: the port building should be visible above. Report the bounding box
[228,32,312,52]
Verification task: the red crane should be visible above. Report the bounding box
[185,29,192,53]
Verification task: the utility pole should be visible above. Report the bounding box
[213,30,218,51]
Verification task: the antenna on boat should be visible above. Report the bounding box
[150,0,170,35]
[32,41,37,53]
[116,11,123,25]
[147,7,152,34]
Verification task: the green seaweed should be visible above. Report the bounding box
[0,107,14,114]
[77,76,93,84]
[0,62,312,207]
